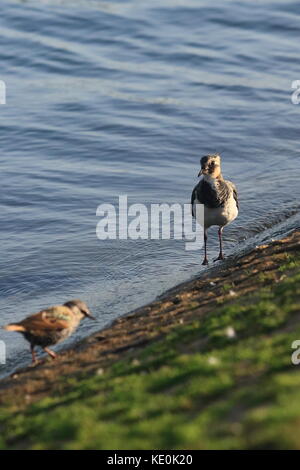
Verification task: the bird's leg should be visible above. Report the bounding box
[202,229,209,265]
[30,344,38,364]
[44,347,57,360]
[214,227,225,261]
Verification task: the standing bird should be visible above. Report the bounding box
[3,299,95,364]
[191,154,239,265]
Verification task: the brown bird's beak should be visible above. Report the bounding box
[198,169,203,177]
[84,311,96,320]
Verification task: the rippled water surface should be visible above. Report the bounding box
[1,0,300,375]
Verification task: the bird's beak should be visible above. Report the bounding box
[84,311,96,320]
[198,169,203,177]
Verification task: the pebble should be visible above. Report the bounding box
[225,326,236,338]
[208,356,219,365]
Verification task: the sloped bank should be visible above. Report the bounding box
[0,230,299,449]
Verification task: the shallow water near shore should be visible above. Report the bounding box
[0,0,300,376]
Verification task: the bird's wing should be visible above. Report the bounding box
[191,179,210,214]
[233,187,239,210]
[193,179,230,209]
[226,181,239,210]
[191,185,198,217]
[19,306,72,332]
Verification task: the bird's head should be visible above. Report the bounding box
[64,299,95,320]
[198,154,222,178]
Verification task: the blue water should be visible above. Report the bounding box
[0,0,300,375]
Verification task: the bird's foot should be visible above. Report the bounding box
[202,258,209,266]
[31,348,39,365]
[214,253,225,262]
[44,348,57,360]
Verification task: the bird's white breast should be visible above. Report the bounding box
[194,188,238,229]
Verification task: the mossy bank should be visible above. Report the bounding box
[0,230,299,449]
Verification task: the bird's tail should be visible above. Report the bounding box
[3,324,25,332]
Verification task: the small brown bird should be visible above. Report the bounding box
[3,299,95,364]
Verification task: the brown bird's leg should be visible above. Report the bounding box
[31,344,38,364]
[44,347,57,360]
[214,227,225,261]
[202,229,208,265]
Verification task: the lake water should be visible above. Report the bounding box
[0,0,299,376]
